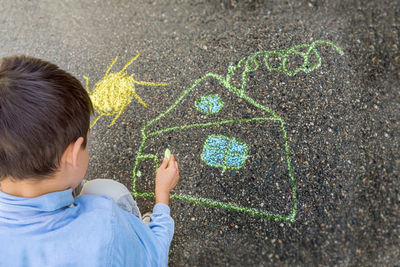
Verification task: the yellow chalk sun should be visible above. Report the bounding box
[84,52,167,127]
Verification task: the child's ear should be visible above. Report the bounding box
[62,137,85,168]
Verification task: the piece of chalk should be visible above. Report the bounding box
[164,148,171,160]
[164,148,171,167]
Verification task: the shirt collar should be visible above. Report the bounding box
[0,189,74,213]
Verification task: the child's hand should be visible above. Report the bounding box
[155,154,180,205]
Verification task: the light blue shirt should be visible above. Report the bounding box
[0,189,174,267]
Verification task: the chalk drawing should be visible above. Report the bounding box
[201,135,249,171]
[195,94,224,115]
[84,52,168,127]
[132,40,344,221]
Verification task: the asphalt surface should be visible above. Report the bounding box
[1,0,399,266]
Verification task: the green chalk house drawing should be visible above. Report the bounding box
[132,40,344,221]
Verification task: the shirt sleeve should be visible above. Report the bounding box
[148,203,175,256]
[109,201,174,267]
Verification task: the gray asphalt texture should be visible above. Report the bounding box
[1,0,399,266]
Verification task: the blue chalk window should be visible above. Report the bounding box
[201,135,249,171]
[195,94,224,115]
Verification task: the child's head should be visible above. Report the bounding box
[0,55,93,184]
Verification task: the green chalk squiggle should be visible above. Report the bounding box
[132,40,343,222]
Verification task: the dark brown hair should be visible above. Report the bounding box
[0,55,93,180]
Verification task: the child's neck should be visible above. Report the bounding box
[0,174,69,198]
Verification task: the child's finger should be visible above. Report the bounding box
[168,154,175,166]
[160,157,168,169]
[174,161,179,173]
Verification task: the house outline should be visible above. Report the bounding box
[131,40,343,222]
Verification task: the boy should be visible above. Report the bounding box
[0,55,180,266]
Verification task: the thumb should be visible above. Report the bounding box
[160,157,168,169]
